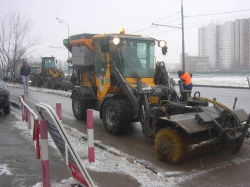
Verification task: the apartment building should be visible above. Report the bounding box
[219,21,234,70]
[198,18,250,71]
[198,23,219,69]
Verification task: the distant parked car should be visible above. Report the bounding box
[62,75,73,91]
[0,79,10,114]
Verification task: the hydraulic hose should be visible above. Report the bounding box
[188,96,241,127]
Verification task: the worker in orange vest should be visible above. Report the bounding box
[177,70,193,90]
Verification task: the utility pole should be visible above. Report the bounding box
[56,18,70,74]
[181,0,185,71]
[152,0,185,71]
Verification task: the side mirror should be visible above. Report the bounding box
[56,60,58,64]
[100,38,109,53]
[162,46,168,55]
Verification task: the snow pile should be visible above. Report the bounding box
[172,75,250,87]
[6,83,71,97]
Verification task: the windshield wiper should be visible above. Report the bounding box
[118,48,140,80]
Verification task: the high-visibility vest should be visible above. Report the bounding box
[180,72,192,85]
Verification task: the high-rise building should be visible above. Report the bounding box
[218,21,234,70]
[198,18,250,71]
[198,23,219,70]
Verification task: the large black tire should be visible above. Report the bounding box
[102,98,131,135]
[44,77,51,88]
[35,78,41,87]
[72,91,93,120]
[3,103,10,114]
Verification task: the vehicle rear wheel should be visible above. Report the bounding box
[102,98,131,135]
[154,128,187,164]
[72,91,93,120]
[3,103,10,114]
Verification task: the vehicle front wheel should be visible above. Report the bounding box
[3,103,10,114]
[102,98,131,135]
[44,77,51,88]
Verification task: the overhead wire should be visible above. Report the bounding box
[182,14,250,26]
[132,12,181,34]
[153,12,180,23]
[131,9,250,36]
[130,27,154,34]
[160,18,182,25]
[185,9,250,18]
[39,48,65,55]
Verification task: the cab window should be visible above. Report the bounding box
[93,41,106,74]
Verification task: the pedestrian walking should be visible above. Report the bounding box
[20,62,31,92]
[177,70,193,90]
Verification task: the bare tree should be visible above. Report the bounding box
[0,9,42,78]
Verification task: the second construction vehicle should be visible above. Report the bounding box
[30,56,64,89]
[64,29,249,164]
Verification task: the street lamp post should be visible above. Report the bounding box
[152,0,185,71]
[55,17,70,74]
[181,0,185,71]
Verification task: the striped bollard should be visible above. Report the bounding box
[34,119,41,159]
[20,95,24,121]
[56,103,62,122]
[40,120,50,187]
[87,109,95,163]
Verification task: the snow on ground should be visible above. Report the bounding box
[0,164,13,176]
[5,76,250,187]
[172,75,250,88]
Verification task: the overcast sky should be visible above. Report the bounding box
[0,0,250,64]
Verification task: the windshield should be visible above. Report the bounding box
[44,58,55,68]
[30,67,39,74]
[110,39,155,78]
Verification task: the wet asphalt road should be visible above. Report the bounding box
[4,85,250,186]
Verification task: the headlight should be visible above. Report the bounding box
[109,36,120,45]
[113,37,120,45]
[158,40,167,48]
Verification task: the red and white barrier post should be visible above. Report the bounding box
[56,103,62,122]
[20,94,25,121]
[40,120,50,187]
[87,109,95,163]
[34,119,41,159]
